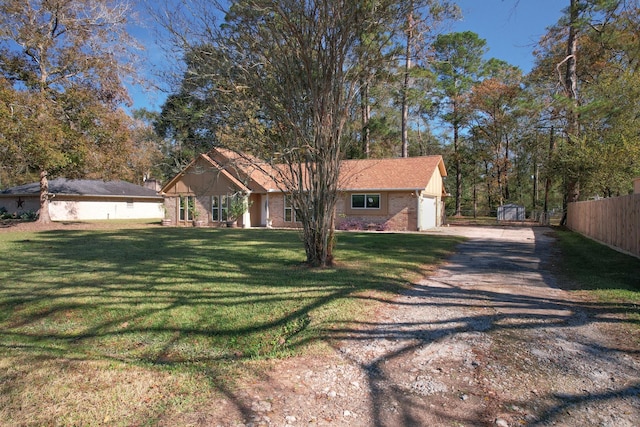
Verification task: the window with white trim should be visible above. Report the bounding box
[220,194,229,221]
[179,196,195,221]
[211,194,233,222]
[351,193,380,209]
[284,196,298,222]
[211,196,220,221]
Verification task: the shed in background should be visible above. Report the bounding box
[497,204,526,221]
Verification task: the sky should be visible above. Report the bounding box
[450,0,566,72]
[129,0,567,113]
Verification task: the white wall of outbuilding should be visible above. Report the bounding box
[49,199,164,221]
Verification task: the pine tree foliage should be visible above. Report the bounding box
[152,0,640,225]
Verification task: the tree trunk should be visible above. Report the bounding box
[543,126,555,224]
[561,0,580,225]
[401,9,414,158]
[472,177,477,219]
[294,133,342,267]
[454,116,462,217]
[503,134,510,201]
[303,213,336,267]
[360,82,371,158]
[485,161,493,212]
[38,170,51,224]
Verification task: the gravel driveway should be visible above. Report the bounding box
[170,225,640,427]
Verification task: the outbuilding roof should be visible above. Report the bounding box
[1,178,162,199]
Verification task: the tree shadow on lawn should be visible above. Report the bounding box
[2,226,638,426]
[1,228,361,341]
[0,227,462,423]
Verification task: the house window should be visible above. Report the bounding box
[220,195,229,221]
[211,195,230,222]
[179,196,195,221]
[351,193,380,209]
[284,196,297,222]
[211,196,220,221]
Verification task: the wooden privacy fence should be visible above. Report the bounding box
[567,194,640,258]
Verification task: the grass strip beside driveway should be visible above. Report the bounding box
[554,228,640,323]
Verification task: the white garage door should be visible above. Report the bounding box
[419,196,436,231]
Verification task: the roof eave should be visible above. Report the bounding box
[0,193,162,200]
[338,187,424,192]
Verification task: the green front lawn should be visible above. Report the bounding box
[1,224,638,425]
[0,227,464,425]
[0,227,462,365]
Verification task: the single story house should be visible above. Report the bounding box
[0,178,164,221]
[161,148,448,231]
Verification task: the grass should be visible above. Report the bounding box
[553,227,640,315]
[0,227,461,362]
[0,226,463,425]
[3,223,636,425]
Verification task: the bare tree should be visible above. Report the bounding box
[157,0,429,266]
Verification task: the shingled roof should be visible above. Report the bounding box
[162,148,447,195]
[339,156,447,191]
[209,148,447,192]
[1,178,162,199]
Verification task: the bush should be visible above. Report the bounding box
[20,210,38,221]
[0,207,15,220]
[337,219,364,231]
[0,207,38,221]
[337,218,389,231]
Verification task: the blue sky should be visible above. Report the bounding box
[129,0,567,112]
[450,0,566,72]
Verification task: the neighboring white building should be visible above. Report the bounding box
[0,178,164,221]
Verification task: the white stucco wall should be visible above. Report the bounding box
[49,200,164,221]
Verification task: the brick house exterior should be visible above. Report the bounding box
[161,148,448,231]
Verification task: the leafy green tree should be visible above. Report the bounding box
[0,0,139,222]
[432,31,487,216]
[151,43,236,177]
[469,59,524,207]
[398,1,458,157]
[531,0,640,220]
